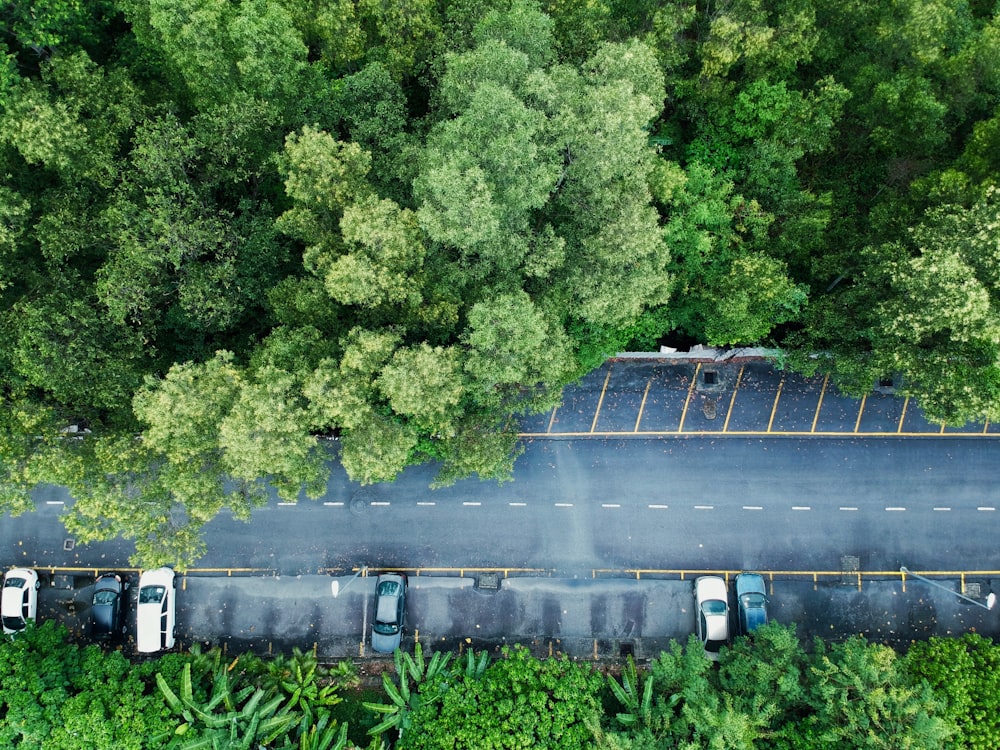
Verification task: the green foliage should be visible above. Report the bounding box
[905,634,1000,750]
[2,0,1000,562]
[396,644,603,750]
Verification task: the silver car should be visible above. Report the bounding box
[695,576,730,660]
[371,573,407,653]
[2,568,40,635]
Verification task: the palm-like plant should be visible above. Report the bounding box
[607,655,655,728]
[363,643,453,739]
[157,662,297,749]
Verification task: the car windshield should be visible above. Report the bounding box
[2,616,24,631]
[373,621,399,635]
[377,581,400,597]
[702,600,727,615]
[4,577,25,589]
[93,590,118,606]
[742,593,766,608]
[138,585,165,604]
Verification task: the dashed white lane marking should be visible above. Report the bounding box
[693,505,713,510]
[417,502,436,506]
[602,503,621,508]
[978,506,996,511]
[885,507,906,511]
[323,502,343,506]
[648,504,669,509]
[370,501,390,506]
[277,502,297,506]
[933,507,951,511]
[463,501,481,506]
[45,501,65,505]
[509,502,527,507]
[839,506,858,511]
[742,505,763,510]
[554,503,574,507]
[792,506,811,511]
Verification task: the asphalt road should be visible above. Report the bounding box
[17,436,1000,576]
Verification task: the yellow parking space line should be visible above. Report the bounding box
[677,363,701,433]
[811,373,829,433]
[940,421,947,434]
[854,394,867,433]
[634,377,653,432]
[590,366,613,433]
[518,428,999,438]
[766,377,785,433]
[897,396,909,433]
[722,366,744,433]
[546,405,558,433]
[984,419,991,435]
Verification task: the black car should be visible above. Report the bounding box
[91,573,129,640]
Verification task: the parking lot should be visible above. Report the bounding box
[520,360,1000,437]
[23,566,1000,661]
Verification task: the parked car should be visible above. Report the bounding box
[695,576,729,660]
[735,573,769,635]
[92,573,130,640]
[371,573,407,653]
[136,567,176,653]
[2,568,40,635]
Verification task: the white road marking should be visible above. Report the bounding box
[463,501,481,506]
[417,501,436,506]
[554,503,574,507]
[277,502,297,506]
[693,505,713,510]
[45,501,65,505]
[323,502,343,506]
[648,504,669,509]
[742,505,763,510]
[885,507,906,511]
[792,506,811,511]
[509,502,527,507]
[839,506,858,511]
[933,507,951,511]
[370,501,391,506]
[978,506,996,511]
[602,503,621,508]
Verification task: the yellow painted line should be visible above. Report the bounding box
[634,377,653,432]
[546,405,558,433]
[984,419,990,435]
[590,366,614,433]
[940,421,947,434]
[592,568,1000,578]
[811,373,829,433]
[897,396,909,433]
[722,366,744,433]
[676,363,701,433]
[767,377,785,432]
[182,576,187,591]
[518,429,1000,438]
[854,394,867,433]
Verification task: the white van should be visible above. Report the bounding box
[136,567,176,653]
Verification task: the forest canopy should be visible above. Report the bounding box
[1,0,999,565]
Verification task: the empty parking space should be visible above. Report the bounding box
[522,359,994,439]
[723,363,782,432]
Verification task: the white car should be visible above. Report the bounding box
[136,567,176,653]
[695,576,730,661]
[2,568,40,635]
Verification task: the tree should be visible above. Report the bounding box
[905,634,1000,750]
